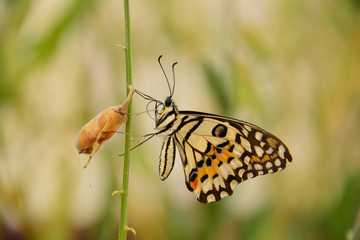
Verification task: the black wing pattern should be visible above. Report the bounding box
[170,111,292,203]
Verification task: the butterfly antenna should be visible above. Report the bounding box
[171,62,178,98]
[158,55,172,97]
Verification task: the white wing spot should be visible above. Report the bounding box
[244,156,251,165]
[244,125,252,132]
[255,132,263,141]
[278,145,286,159]
[254,164,263,170]
[214,177,226,191]
[247,172,254,179]
[202,179,212,193]
[218,162,235,178]
[230,180,238,190]
[242,128,249,137]
[268,169,274,173]
[274,159,282,167]
[238,169,245,176]
[266,148,274,154]
[258,170,264,175]
[229,159,243,169]
[233,145,245,157]
[207,194,216,202]
[240,136,252,152]
[220,191,229,199]
[255,146,264,157]
[265,161,273,169]
[260,141,265,147]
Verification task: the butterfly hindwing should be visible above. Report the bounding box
[159,135,176,180]
[169,111,292,203]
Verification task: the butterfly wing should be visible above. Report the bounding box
[159,136,176,180]
[172,111,292,203]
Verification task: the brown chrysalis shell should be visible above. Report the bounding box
[75,86,135,168]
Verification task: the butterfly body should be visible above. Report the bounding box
[156,97,292,203]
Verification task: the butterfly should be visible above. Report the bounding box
[136,56,292,203]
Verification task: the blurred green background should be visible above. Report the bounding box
[1,0,360,239]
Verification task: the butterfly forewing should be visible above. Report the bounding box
[158,110,292,203]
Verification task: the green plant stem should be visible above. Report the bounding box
[118,0,132,239]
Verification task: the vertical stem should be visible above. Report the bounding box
[119,0,132,239]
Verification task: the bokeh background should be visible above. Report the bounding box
[1,0,360,239]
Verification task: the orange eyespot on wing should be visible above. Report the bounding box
[75,86,135,168]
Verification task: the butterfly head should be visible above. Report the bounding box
[155,96,179,129]
[164,96,172,107]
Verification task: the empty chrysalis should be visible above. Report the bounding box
[75,86,135,168]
